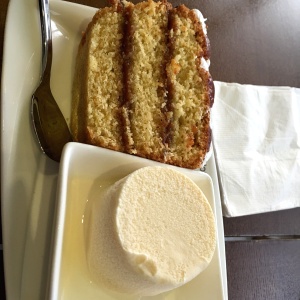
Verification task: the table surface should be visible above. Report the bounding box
[1,0,300,299]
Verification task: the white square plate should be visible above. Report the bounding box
[49,142,226,300]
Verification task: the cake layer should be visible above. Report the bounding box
[71,6,125,151]
[122,0,170,162]
[165,6,213,168]
[86,166,216,296]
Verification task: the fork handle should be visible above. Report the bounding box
[38,0,52,81]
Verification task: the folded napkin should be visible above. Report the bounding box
[211,81,300,217]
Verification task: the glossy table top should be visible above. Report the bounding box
[1,0,300,299]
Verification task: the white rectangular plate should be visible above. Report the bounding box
[1,0,227,299]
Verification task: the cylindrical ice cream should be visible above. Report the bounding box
[86,166,216,297]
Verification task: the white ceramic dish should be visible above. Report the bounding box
[1,0,227,299]
[50,142,225,300]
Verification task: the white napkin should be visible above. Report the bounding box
[211,81,300,217]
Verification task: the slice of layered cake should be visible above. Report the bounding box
[71,0,214,169]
